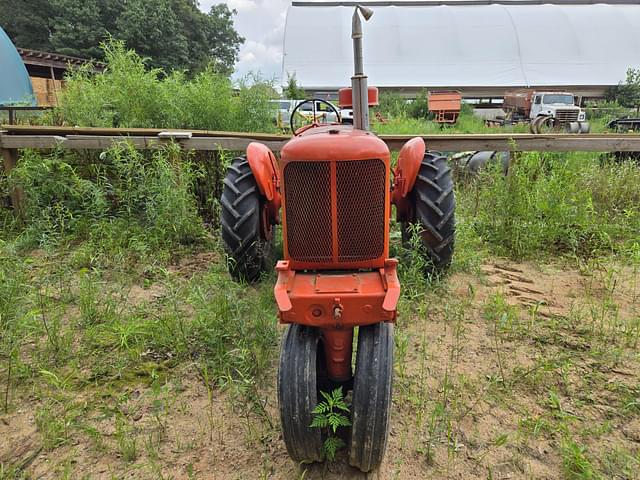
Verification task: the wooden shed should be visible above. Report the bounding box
[17,48,104,107]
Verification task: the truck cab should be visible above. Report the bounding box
[530,92,586,124]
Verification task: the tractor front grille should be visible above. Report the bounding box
[284,159,386,264]
[555,109,579,125]
[284,162,333,262]
[336,160,386,261]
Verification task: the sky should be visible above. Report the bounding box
[199,0,292,83]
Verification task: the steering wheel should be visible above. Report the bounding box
[290,98,341,135]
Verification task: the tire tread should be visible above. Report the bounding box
[220,155,273,282]
[349,323,394,472]
[402,152,456,274]
[278,325,324,462]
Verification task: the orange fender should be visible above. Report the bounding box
[246,142,282,230]
[391,137,425,221]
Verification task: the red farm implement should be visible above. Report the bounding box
[428,90,462,124]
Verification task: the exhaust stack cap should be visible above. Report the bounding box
[357,5,374,21]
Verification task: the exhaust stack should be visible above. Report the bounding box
[352,5,373,131]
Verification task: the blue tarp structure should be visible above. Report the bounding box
[0,26,35,106]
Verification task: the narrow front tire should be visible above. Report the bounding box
[349,322,394,472]
[278,325,324,463]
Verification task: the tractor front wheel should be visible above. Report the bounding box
[220,155,274,282]
[401,152,456,274]
[349,322,394,472]
[278,325,324,463]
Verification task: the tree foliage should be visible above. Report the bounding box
[53,40,277,132]
[615,68,640,114]
[377,92,409,118]
[284,73,306,100]
[0,0,244,74]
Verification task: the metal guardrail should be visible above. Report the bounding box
[3,124,640,213]
[3,125,640,152]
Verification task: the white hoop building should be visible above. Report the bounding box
[282,1,640,99]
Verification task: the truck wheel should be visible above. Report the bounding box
[531,115,553,134]
[220,155,274,282]
[401,152,456,274]
[566,122,580,134]
[579,121,590,134]
[529,118,538,134]
[349,322,394,473]
[278,325,324,463]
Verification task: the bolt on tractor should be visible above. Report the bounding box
[220,5,456,472]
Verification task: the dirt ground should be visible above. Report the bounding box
[2,258,639,479]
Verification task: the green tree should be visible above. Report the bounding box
[378,92,408,118]
[616,68,640,114]
[115,0,190,73]
[284,73,306,99]
[0,0,55,51]
[203,4,245,75]
[49,0,108,59]
[0,0,243,74]
[408,90,429,119]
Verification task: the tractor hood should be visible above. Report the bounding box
[280,125,389,163]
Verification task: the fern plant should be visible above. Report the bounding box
[310,387,351,461]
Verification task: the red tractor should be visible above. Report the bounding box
[221,5,455,472]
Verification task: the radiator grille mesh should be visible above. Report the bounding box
[336,160,386,261]
[284,159,386,264]
[284,162,332,262]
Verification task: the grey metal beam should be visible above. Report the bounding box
[3,131,640,152]
[292,1,640,7]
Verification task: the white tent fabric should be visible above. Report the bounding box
[282,2,640,89]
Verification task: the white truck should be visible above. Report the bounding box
[503,90,590,134]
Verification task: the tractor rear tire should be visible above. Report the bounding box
[278,325,324,463]
[401,152,456,274]
[349,322,394,473]
[220,155,274,282]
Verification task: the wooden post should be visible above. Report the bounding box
[1,148,24,214]
[50,66,59,106]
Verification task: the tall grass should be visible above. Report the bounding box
[51,40,277,133]
[458,152,640,259]
[7,143,205,258]
[372,111,533,135]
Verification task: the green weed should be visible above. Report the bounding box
[311,387,351,461]
[52,39,277,133]
[0,251,28,412]
[560,437,600,480]
[7,142,205,261]
[35,400,74,450]
[458,152,640,260]
[115,415,138,462]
